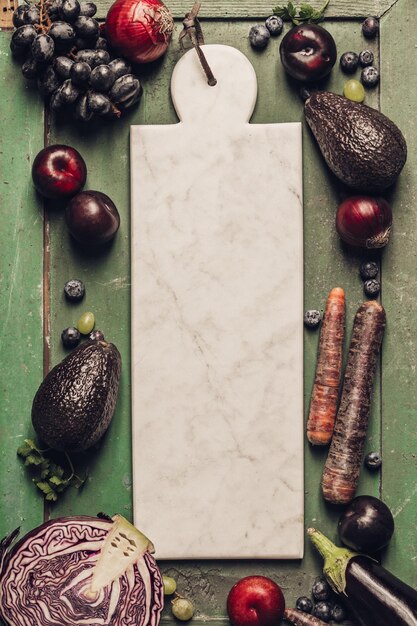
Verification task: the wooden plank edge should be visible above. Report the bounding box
[95,0,398,20]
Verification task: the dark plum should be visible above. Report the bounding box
[65,190,120,246]
[279,24,337,82]
[338,495,395,553]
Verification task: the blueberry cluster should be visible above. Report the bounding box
[338,16,379,90]
[359,261,380,297]
[10,0,142,122]
[295,577,348,623]
[340,49,379,88]
[248,14,283,49]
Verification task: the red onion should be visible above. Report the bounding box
[0,515,163,626]
[105,0,174,64]
[336,196,393,249]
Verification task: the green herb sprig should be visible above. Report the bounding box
[273,0,330,24]
[17,439,86,502]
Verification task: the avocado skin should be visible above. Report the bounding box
[32,339,121,452]
[304,91,407,192]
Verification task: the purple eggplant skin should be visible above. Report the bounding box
[308,529,417,626]
[338,495,395,553]
[345,555,417,626]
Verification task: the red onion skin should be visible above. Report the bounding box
[105,0,173,64]
[336,196,393,249]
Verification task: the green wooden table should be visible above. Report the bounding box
[1,0,416,621]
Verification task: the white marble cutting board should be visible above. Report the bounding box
[130,45,304,559]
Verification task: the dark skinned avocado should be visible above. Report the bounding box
[32,336,121,452]
[304,91,407,192]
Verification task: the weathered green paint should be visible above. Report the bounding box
[0,1,415,623]
[0,36,45,539]
[380,0,417,587]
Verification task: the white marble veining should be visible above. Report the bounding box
[130,45,304,559]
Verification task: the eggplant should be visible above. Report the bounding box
[308,528,417,626]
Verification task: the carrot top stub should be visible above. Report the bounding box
[307,287,345,446]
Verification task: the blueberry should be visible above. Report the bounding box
[295,596,313,613]
[361,65,380,88]
[248,24,270,49]
[365,450,382,470]
[61,326,81,348]
[359,49,374,67]
[340,51,359,74]
[312,576,331,601]
[265,15,283,36]
[362,16,379,39]
[364,278,380,297]
[313,601,332,622]
[304,309,321,329]
[331,603,347,622]
[359,260,378,280]
[64,278,86,301]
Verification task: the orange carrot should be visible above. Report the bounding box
[307,287,345,445]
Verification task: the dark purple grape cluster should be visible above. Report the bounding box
[11,0,143,122]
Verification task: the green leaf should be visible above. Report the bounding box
[25,453,44,466]
[17,439,39,458]
[273,0,330,24]
[49,475,65,487]
[35,480,54,495]
[45,491,58,502]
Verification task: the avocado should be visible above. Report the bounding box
[304,91,407,192]
[32,336,121,452]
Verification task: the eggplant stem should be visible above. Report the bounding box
[307,528,356,595]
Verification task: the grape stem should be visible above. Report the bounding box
[38,0,52,33]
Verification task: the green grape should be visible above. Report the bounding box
[171,596,195,621]
[343,79,365,103]
[163,575,177,596]
[77,311,95,335]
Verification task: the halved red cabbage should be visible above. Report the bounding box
[0,515,163,626]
